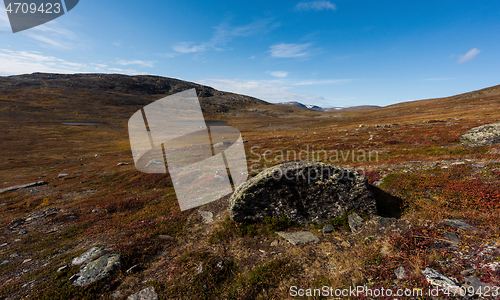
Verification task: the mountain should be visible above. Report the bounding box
[276,101,380,112]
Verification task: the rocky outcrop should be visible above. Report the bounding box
[228,162,377,225]
[460,123,500,147]
[72,254,121,286]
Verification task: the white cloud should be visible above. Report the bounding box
[0,50,147,75]
[458,48,480,63]
[269,71,289,78]
[269,43,311,58]
[295,1,337,11]
[199,78,345,107]
[173,19,278,54]
[117,59,155,68]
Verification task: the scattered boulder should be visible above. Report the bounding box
[128,287,158,300]
[460,123,500,147]
[421,267,463,295]
[228,162,377,225]
[197,211,214,224]
[463,276,490,291]
[72,246,105,265]
[442,219,480,231]
[126,264,141,274]
[0,181,47,194]
[57,174,69,179]
[441,232,460,248]
[117,162,132,166]
[276,231,320,245]
[394,266,407,279]
[72,254,121,286]
[348,213,365,233]
[322,224,334,234]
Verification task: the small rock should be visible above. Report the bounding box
[276,231,320,245]
[9,253,18,258]
[372,181,382,187]
[117,162,131,166]
[371,216,396,228]
[270,239,279,247]
[322,224,334,234]
[340,240,351,247]
[126,264,141,274]
[91,209,102,214]
[441,232,460,248]
[22,259,32,264]
[18,229,27,235]
[463,276,490,291]
[57,174,69,179]
[57,265,68,272]
[197,211,214,224]
[421,267,464,296]
[157,235,173,241]
[0,243,7,247]
[72,246,105,265]
[1,260,9,265]
[394,266,407,279]
[460,268,476,276]
[111,291,122,299]
[72,254,121,286]
[128,286,158,300]
[195,263,203,275]
[11,218,25,225]
[348,213,365,233]
[95,154,99,158]
[442,219,480,231]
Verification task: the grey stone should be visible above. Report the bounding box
[348,213,365,233]
[371,216,396,228]
[0,181,47,194]
[460,123,500,147]
[157,235,173,241]
[18,229,27,235]
[72,246,105,265]
[421,268,463,296]
[117,162,132,166]
[72,254,121,286]
[441,232,460,248]
[322,224,334,234]
[195,263,203,275]
[197,211,214,224]
[228,162,377,225]
[126,264,141,274]
[442,219,480,231]
[9,253,18,258]
[276,231,320,245]
[128,287,158,300]
[460,268,475,276]
[394,266,407,279]
[57,174,69,178]
[57,265,68,272]
[463,276,490,292]
[1,260,9,265]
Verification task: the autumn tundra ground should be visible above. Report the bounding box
[1,74,500,299]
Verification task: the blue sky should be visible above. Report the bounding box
[1,1,499,107]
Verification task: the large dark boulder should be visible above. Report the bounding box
[460,123,500,147]
[228,162,377,225]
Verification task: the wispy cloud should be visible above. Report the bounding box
[117,59,155,68]
[458,48,480,63]
[0,50,147,75]
[269,71,289,78]
[295,1,337,11]
[199,78,347,107]
[173,19,278,54]
[269,43,311,58]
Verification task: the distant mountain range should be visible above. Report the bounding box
[276,101,380,112]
